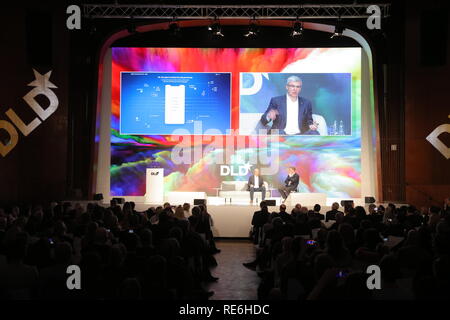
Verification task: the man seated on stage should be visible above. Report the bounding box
[248,168,266,204]
[278,167,300,203]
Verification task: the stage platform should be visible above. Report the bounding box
[66,196,388,237]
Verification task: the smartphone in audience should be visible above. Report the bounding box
[336,270,349,278]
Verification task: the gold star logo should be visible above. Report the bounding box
[28,69,57,90]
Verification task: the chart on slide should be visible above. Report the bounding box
[120,72,231,135]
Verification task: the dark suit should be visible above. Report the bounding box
[248,175,266,201]
[260,95,316,135]
[251,209,269,245]
[278,173,300,200]
[325,209,344,222]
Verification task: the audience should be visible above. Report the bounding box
[0,201,219,300]
[1,197,449,300]
[245,198,450,300]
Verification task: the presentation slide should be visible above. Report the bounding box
[110,47,363,198]
[120,72,231,135]
[239,73,352,136]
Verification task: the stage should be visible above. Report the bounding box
[68,196,379,237]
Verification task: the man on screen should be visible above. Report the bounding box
[259,76,319,135]
[248,168,266,204]
[278,167,300,203]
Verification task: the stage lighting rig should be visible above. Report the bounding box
[208,21,224,37]
[291,21,303,37]
[330,19,345,39]
[244,21,259,38]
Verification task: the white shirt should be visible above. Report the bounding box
[287,173,295,185]
[284,94,300,135]
[254,176,259,188]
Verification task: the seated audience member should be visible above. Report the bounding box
[307,210,321,229]
[340,272,373,300]
[325,202,342,222]
[328,212,345,231]
[338,223,356,256]
[355,228,384,265]
[354,206,367,224]
[273,237,294,288]
[119,278,142,300]
[278,204,294,224]
[39,242,75,299]
[250,201,270,245]
[183,203,191,218]
[0,232,39,299]
[397,229,433,277]
[290,203,302,218]
[443,198,450,216]
[316,228,328,250]
[313,204,325,221]
[324,230,352,268]
[428,206,442,231]
[293,213,312,238]
[279,238,315,300]
[432,254,450,299]
[372,254,412,300]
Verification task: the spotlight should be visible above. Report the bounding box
[169,21,181,37]
[330,20,345,39]
[244,22,259,38]
[291,21,303,37]
[208,22,224,37]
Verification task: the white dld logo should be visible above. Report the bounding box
[0,69,58,157]
[426,116,450,160]
[220,163,252,176]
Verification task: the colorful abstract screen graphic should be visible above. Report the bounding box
[111,47,363,198]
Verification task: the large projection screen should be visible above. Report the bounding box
[95,46,377,204]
